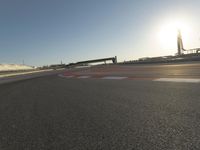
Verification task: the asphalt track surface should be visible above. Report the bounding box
[0,63,200,150]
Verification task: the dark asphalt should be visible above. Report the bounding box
[68,62,200,79]
[0,71,200,149]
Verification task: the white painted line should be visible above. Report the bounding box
[64,76,74,78]
[154,78,200,83]
[59,74,74,78]
[77,76,91,79]
[58,74,63,76]
[101,76,128,80]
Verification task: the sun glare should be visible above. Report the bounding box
[158,20,191,50]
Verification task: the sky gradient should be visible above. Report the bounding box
[1,0,200,66]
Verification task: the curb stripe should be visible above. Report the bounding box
[59,74,200,83]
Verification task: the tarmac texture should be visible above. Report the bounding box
[0,63,200,150]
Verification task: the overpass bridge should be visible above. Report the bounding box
[76,56,117,65]
[67,56,117,67]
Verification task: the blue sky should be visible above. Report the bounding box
[1,0,200,66]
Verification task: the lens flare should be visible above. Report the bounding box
[158,20,191,50]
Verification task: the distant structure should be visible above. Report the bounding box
[75,56,117,65]
[177,29,200,55]
[177,29,184,55]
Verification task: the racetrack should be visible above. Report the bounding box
[0,62,200,149]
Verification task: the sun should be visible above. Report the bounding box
[158,20,191,50]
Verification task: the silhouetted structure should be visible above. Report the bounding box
[76,56,117,65]
[177,29,200,55]
[177,30,184,55]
